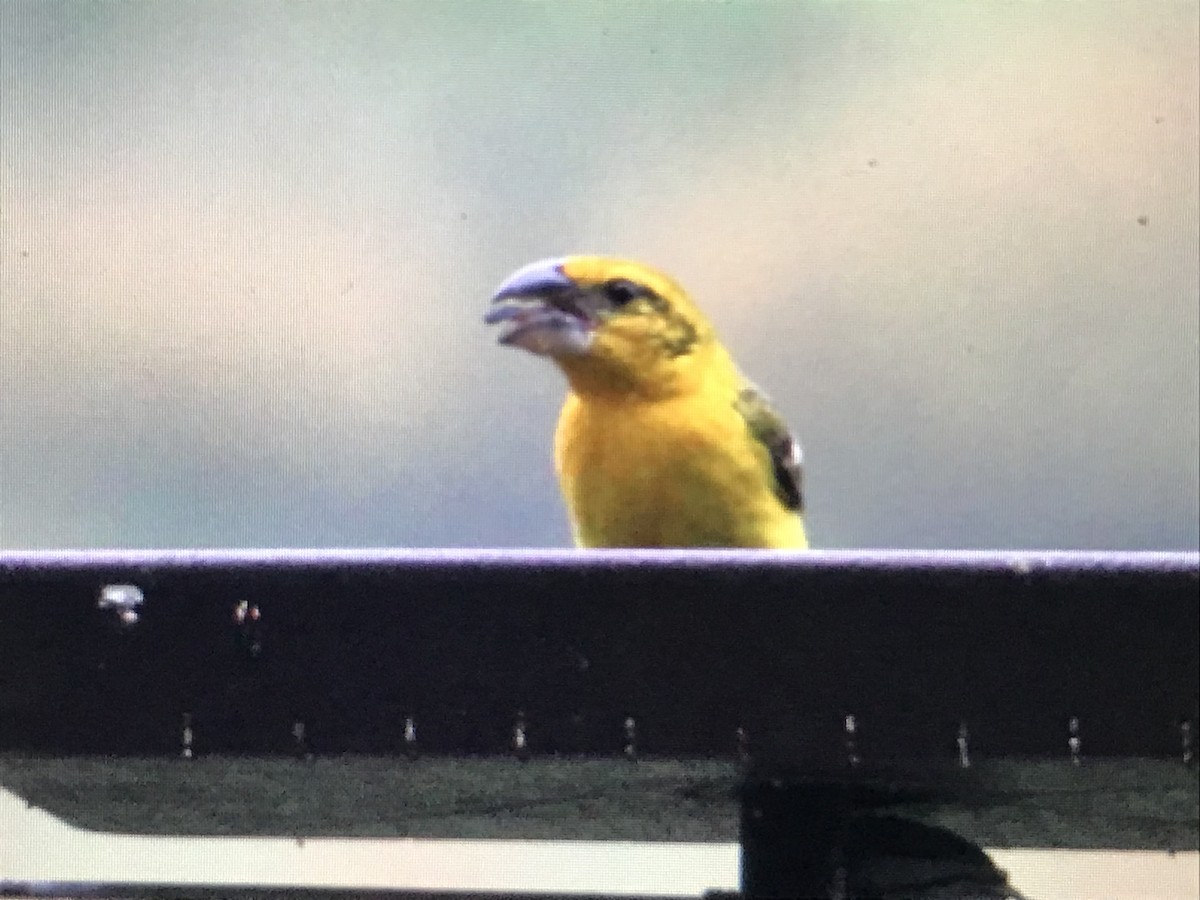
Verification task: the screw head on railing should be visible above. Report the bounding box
[1067,716,1082,765]
[957,721,971,769]
[97,584,144,628]
[180,712,194,760]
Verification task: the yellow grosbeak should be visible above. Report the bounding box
[485,256,808,549]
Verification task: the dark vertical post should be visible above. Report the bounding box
[740,776,851,899]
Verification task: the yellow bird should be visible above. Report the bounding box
[485,256,808,549]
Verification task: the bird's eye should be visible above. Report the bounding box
[602,279,642,306]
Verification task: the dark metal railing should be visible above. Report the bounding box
[1,549,1196,899]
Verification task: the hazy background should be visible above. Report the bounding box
[1,1,1196,550]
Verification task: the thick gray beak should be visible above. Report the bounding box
[486,257,574,311]
[485,258,593,357]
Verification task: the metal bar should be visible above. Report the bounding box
[2,549,1196,759]
[2,547,1197,572]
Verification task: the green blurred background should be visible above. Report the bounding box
[1,1,1196,550]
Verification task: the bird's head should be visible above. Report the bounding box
[485,256,725,398]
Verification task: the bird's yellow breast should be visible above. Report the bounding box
[553,390,807,548]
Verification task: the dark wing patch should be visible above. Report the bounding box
[734,384,804,512]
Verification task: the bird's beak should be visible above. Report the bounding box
[485,257,595,357]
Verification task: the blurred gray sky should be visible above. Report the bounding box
[1,1,1196,550]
